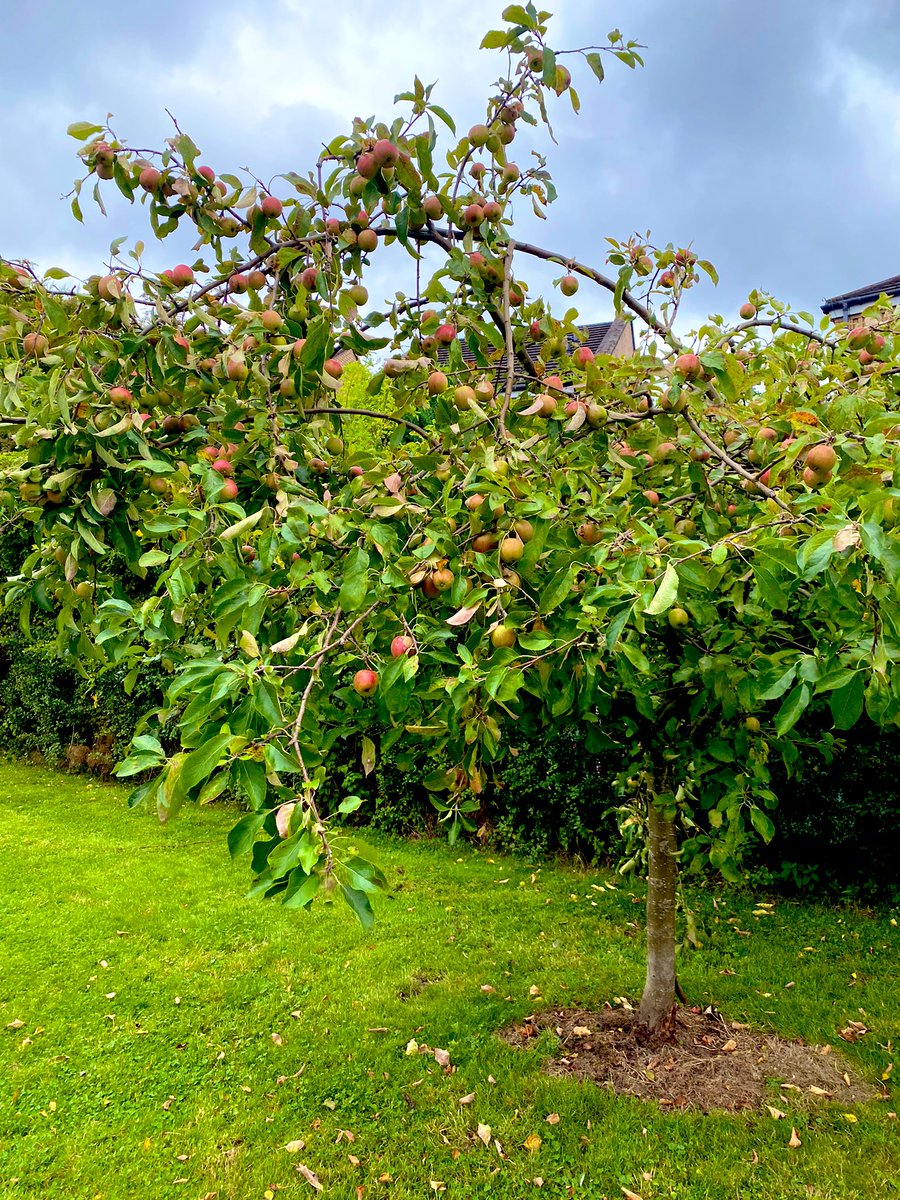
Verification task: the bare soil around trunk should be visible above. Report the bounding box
[501,1005,878,1113]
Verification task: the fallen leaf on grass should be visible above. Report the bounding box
[348,1155,360,1166]
[622,1189,644,1200]
[296,1163,323,1191]
[529,985,541,997]
[476,1123,492,1146]
[285,1140,306,1153]
[524,1133,542,1152]
[405,1039,419,1055]
[322,1099,336,1110]
[459,1093,475,1105]
[271,1033,284,1046]
[545,1113,560,1125]
[842,1112,858,1123]
[434,1048,450,1067]
[839,1022,868,1042]
[788,1127,802,1149]
[765,1106,786,1120]
[533,1179,544,1188]
[721,1039,737,1053]
[5,1020,24,1031]
[480,985,496,994]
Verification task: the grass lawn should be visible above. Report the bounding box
[0,761,897,1200]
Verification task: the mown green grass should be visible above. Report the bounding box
[0,762,896,1200]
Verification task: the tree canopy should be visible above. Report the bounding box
[2,5,899,1033]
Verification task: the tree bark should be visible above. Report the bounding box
[638,795,678,1037]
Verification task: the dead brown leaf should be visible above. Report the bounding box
[296,1163,323,1191]
[788,1127,802,1149]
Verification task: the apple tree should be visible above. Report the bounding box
[2,5,900,1036]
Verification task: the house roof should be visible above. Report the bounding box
[436,319,628,373]
[821,275,900,315]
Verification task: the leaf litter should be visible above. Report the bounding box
[501,1006,877,1113]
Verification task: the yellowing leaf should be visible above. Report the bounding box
[476,1123,492,1146]
[524,1133,542,1152]
[285,1140,306,1153]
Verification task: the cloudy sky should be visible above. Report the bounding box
[3,0,899,332]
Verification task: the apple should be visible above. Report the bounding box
[462,204,484,226]
[423,194,443,220]
[465,494,486,512]
[490,624,517,649]
[352,668,379,695]
[96,273,121,302]
[300,266,319,290]
[668,607,689,627]
[197,165,216,184]
[357,228,378,252]
[577,521,602,545]
[472,533,496,553]
[372,139,400,168]
[139,167,162,192]
[473,379,495,404]
[220,478,239,500]
[109,386,133,406]
[260,309,283,332]
[228,273,249,293]
[805,443,837,474]
[572,346,594,369]
[744,716,761,733]
[436,323,457,345]
[348,283,369,306]
[212,458,233,475]
[739,301,757,320]
[512,519,534,542]
[22,331,49,356]
[428,371,448,395]
[659,271,675,288]
[675,353,702,379]
[323,358,344,380]
[260,195,283,219]
[391,635,415,658]
[248,269,267,290]
[559,274,579,296]
[431,567,454,591]
[454,385,475,410]
[500,536,525,562]
[226,357,249,382]
[847,325,871,351]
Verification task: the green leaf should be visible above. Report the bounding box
[340,882,375,929]
[749,807,776,844]
[774,682,810,736]
[645,563,678,615]
[67,121,104,141]
[585,52,605,83]
[338,794,365,815]
[282,870,321,910]
[361,735,376,777]
[181,731,234,792]
[480,30,509,49]
[338,546,370,612]
[228,810,269,859]
[538,566,575,613]
[830,673,865,730]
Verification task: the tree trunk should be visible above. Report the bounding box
[638,796,678,1037]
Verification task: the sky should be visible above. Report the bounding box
[3,0,900,334]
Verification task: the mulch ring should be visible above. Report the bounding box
[501,1005,879,1113]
